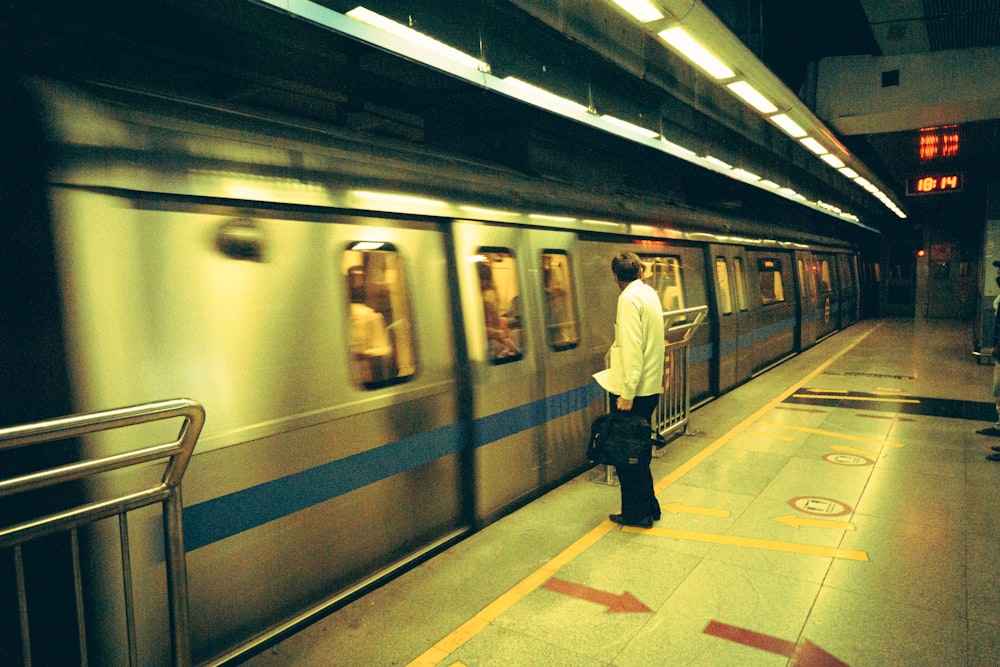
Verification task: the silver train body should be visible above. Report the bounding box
[1,78,860,665]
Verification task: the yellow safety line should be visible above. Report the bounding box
[409,521,616,666]
[408,322,881,667]
[621,526,869,561]
[791,393,920,403]
[654,323,880,493]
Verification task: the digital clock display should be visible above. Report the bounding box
[906,172,964,195]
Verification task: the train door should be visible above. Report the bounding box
[746,251,797,373]
[452,221,542,522]
[795,250,820,349]
[709,244,753,392]
[839,253,860,325]
[813,252,839,339]
[670,246,712,404]
[521,229,594,486]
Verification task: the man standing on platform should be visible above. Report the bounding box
[606,252,665,526]
[977,260,1000,462]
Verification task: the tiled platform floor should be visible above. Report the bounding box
[244,318,1000,666]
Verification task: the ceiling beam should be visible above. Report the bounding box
[816,46,1000,134]
[858,0,930,55]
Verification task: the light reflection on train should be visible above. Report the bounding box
[0,77,860,665]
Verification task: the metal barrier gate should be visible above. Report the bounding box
[652,305,708,444]
[0,399,205,667]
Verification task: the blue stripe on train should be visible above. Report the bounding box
[184,307,833,550]
[183,382,606,551]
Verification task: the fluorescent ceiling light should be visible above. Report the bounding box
[838,167,859,179]
[726,81,777,114]
[610,0,664,22]
[731,168,761,181]
[601,115,659,139]
[759,179,780,189]
[769,113,807,138]
[350,242,386,251]
[854,177,871,187]
[821,154,846,169]
[800,137,828,155]
[346,7,490,73]
[660,137,696,157]
[704,155,733,170]
[460,205,516,217]
[502,77,589,116]
[658,27,735,80]
[353,190,447,207]
[529,214,576,223]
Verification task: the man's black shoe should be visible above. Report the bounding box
[977,426,1000,437]
[993,446,1000,452]
[609,514,653,528]
[987,453,1000,462]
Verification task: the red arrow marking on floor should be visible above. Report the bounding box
[542,577,651,613]
[704,621,849,666]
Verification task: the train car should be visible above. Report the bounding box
[1,76,861,666]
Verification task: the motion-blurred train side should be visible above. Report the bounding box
[1,77,860,665]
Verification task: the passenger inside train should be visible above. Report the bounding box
[347,265,395,386]
[539,251,579,351]
[475,255,522,361]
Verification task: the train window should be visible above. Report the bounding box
[643,256,685,313]
[715,258,733,315]
[541,251,579,351]
[818,258,833,294]
[807,257,819,297]
[840,257,855,289]
[733,257,748,311]
[474,248,523,364]
[758,258,786,304]
[797,259,808,298]
[344,243,416,389]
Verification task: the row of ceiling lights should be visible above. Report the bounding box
[341,4,892,227]
[611,0,906,219]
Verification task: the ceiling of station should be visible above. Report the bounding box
[2,0,998,237]
[704,0,1000,224]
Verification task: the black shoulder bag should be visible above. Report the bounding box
[587,412,652,468]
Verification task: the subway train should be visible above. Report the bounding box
[1,76,860,666]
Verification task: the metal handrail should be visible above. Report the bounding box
[663,305,708,345]
[0,398,205,667]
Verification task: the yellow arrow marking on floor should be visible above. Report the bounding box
[804,388,849,394]
[759,421,906,448]
[773,514,856,531]
[829,444,882,457]
[661,502,730,518]
[621,526,868,561]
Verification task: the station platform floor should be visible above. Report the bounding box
[243,318,1000,667]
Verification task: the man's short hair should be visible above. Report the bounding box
[612,252,642,283]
